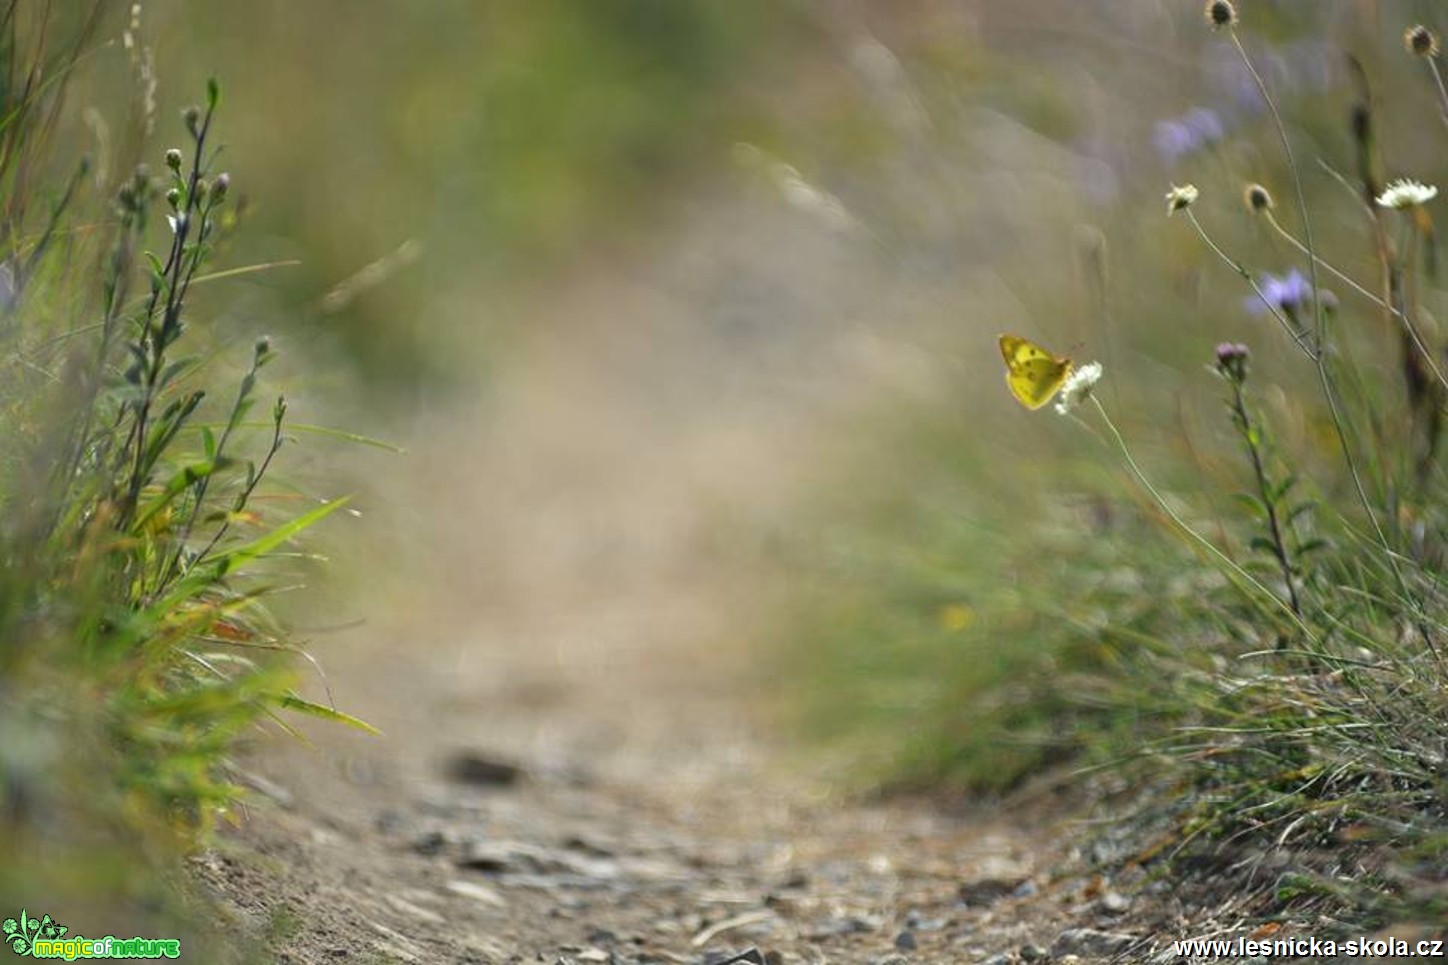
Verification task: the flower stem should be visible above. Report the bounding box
[1089,396,1314,641]
[1184,211,1315,357]
[1228,381,1303,618]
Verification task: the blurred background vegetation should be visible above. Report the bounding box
[7,0,1448,941]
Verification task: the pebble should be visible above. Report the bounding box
[1051,928,1136,958]
[445,879,508,908]
[1099,891,1130,913]
[894,930,917,951]
[957,878,1021,907]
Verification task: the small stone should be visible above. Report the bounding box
[979,955,1012,965]
[702,950,765,965]
[894,930,917,951]
[1020,943,1046,960]
[805,915,880,940]
[374,809,407,835]
[1100,891,1130,913]
[383,895,445,925]
[585,927,619,946]
[458,840,518,872]
[445,879,507,908]
[957,878,1023,907]
[410,830,448,856]
[443,751,523,787]
[576,949,611,963]
[1010,879,1037,898]
[1051,928,1135,958]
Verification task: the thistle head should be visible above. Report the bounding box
[1405,24,1440,58]
[1215,342,1250,384]
[1204,1,1237,30]
[1244,183,1274,213]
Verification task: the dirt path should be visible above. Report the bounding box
[199,197,1164,965]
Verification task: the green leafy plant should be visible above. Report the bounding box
[0,2,369,846]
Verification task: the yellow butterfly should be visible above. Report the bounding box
[998,333,1073,410]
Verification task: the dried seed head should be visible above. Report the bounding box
[1405,24,1440,58]
[1205,0,1237,30]
[1244,183,1273,213]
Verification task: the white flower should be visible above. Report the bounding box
[1165,184,1199,215]
[1376,178,1438,210]
[1054,361,1104,415]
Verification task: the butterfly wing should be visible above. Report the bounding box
[999,334,1072,410]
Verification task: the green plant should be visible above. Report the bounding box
[0,3,369,850]
[772,0,1448,929]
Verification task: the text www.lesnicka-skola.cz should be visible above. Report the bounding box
[1173,936,1445,959]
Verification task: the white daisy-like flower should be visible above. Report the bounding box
[1054,361,1104,415]
[1376,178,1438,210]
[1165,183,1199,215]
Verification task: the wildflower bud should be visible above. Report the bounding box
[1215,342,1250,383]
[1166,183,1199,216]
[165,148,183,171]
[211,172,230,202]
[165,187,181,209]
[1405,24,1440,58]
[195,178,210,201]
[183,106,201,137]
[132,164,150,191]
[117,185,135,210]
[1204,0,1237,29]
[1244,183,1273,213]
[255,336,272,358]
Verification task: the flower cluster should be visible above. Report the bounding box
[1054,362,1104,416]
[1376,178,1438,210]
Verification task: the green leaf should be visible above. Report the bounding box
[1230,492,1266,519]
[193,421,405,452]
[151,496,352,615]
[276,694,380,735]
[1249,536,1280,556]
[134,458,231,529]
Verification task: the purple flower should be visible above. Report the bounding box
[1154,120,1197,164]
[1215,342,1250,383]
[1245,269,1313,314]
[1184,107,1225,143]
[1154,107,1226,164]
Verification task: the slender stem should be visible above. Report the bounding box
[1427,58,1448,129]
[1230,30,1432,654]
[1089,396,1315,641]
[1230,381,1303,618]
[1263,210,1448,394]
[1185,211,1316,357]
